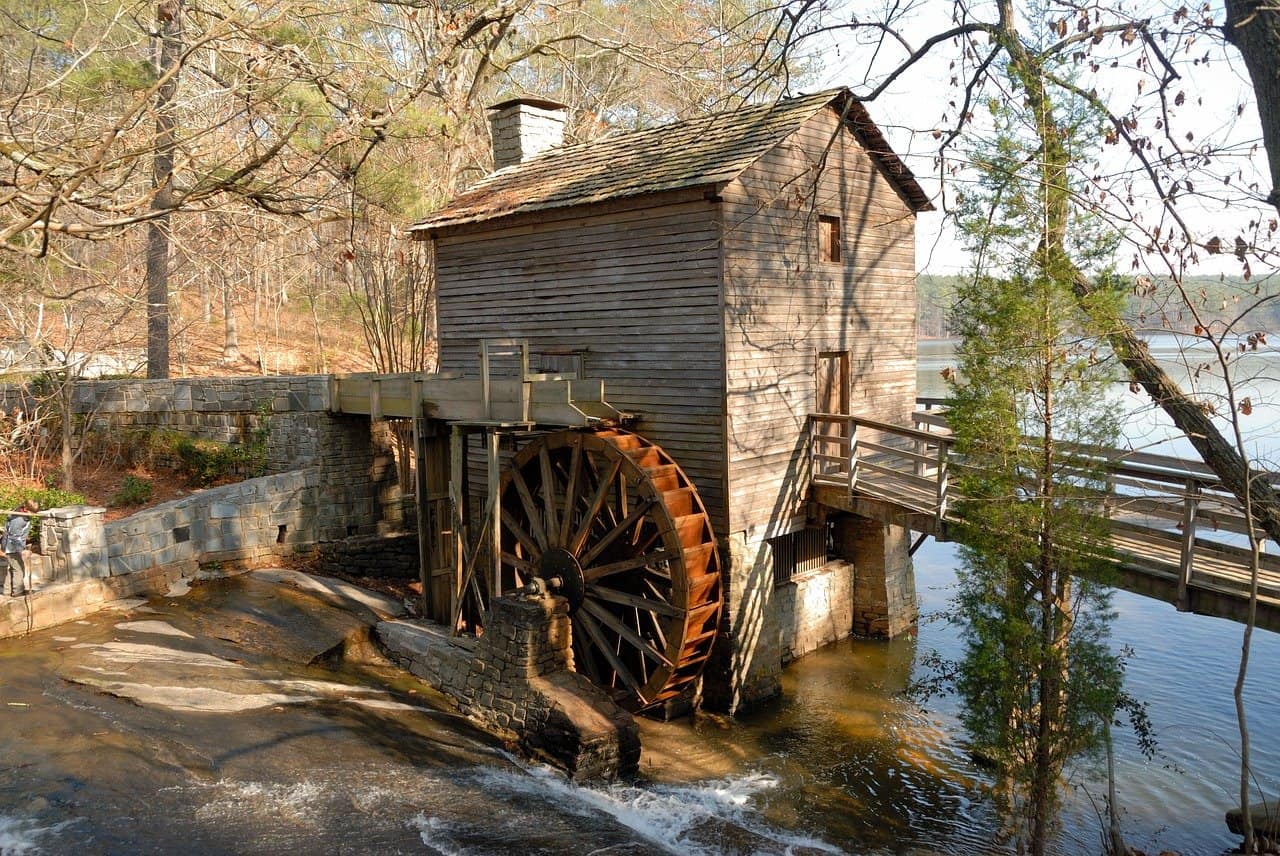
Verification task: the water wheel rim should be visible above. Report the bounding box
[497,429,721,711]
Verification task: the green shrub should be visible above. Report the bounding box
[109,475,153,507]
[173,436,243,486]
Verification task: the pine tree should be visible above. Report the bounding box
[945,84,1135,855]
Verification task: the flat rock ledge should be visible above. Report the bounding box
[377,590,640,781]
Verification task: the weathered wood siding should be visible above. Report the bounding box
[431,189,729,532]
[721,107,918,537]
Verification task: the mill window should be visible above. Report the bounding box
[772,523,834,587]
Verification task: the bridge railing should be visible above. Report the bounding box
[810,412,956,529]
[809,407,1277,609]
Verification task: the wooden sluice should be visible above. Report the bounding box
[809,406,1280,634]
[330,340,630,629]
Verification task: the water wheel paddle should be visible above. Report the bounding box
[497,429,722,711]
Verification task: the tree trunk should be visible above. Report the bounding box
[1077,303,1280,548]
[1224,2,1280,212]
[223,276,239,360]
[59,378,75,491]
[144,0,183,379]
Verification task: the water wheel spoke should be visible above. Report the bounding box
[582,600,673,669]
[539,445,560,544]
[577,609,645,699]
[583,550,670,583]
[569,457,623,555]
[559,443,583,546]
[500,508,542,559]
[580,498,656,567]
[509,466,549,551]
[500,551,535,575]
[641,583,670,649]
[586,583,681,618]
[571,630,603,685]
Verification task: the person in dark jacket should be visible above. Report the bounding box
[3,499,39,596]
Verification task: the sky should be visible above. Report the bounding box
[807,1,1271,278]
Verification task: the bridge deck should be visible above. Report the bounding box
[811,411,1280,634]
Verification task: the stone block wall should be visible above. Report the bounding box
[315,533,418,580]
[703,532,783,714]
[836,516,918,637]
[704,518,916,713]
[66,376,402,534]
[102,469,335,578]
[378,587,640,780]
[775,560,855,664]
[72,376,331,473]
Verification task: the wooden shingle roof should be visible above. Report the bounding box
[409,88,932,233]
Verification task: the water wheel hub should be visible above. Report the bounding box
[540,547,586,614]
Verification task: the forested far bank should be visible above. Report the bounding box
[917,274,1278,340]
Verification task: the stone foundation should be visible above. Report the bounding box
[378,586,640,781]
[776,560,855,663]
[702,532,782,714]
[703,515,917,713]
[836,515,918,638]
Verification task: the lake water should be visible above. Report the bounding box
[2,340,1277,855]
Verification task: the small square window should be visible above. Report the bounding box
[818,215,841,263]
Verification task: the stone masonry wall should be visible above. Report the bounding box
[775,560,855,664]
[315,533,418,580]
[1,464,397,640]
[378,586,640,781]
[66,376,403,534]
[702,532,783,714]
[703,519,915,713]
[72,376,330,474]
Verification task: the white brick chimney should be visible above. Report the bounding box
[488,98,568,169]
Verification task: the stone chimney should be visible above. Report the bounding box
[488,98,568,170]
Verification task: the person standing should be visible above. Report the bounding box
[3,499,39,596]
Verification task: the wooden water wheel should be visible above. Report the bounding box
[497,428,722,711]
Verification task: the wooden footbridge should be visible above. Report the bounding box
[810,403,1280,634]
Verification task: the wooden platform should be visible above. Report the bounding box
[811,411,1280,634]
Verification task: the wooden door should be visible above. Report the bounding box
[815,351,850,479]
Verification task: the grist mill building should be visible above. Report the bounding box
[409,88,932,713]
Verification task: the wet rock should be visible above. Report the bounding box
[1227,799,1280,845]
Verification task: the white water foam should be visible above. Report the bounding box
[0,814,77,855]
[474,766,844,855]
[194,780,326,825]
[408,814,469,856]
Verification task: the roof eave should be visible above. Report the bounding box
[407,180,730,238]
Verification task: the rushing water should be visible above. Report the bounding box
[3,340,1278,855]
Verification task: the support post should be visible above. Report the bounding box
[480,344,492,419]
[449,425,466,627]
[487,429,502,601]
[935,444,950,529]
[414,411,430,617]
[1177,477,1199,611]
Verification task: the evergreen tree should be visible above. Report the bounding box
[945,82,1136,855]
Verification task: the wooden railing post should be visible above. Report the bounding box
[1177,477,1199,611]
[847,419,858,494]
[935,443,950,528]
